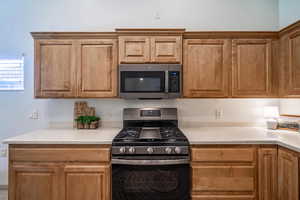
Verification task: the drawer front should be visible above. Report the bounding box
[192,195,255,200]
[191,148,255,162]
[192,165,256,193]
[10,147,110,162]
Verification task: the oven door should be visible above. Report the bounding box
[112,160,190,200]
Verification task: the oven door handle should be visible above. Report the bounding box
[111,158,190,165]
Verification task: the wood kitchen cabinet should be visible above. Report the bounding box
[33,33,118,98]
[183,39,231,98]
[191,146,257,200]
[9,145,111,200]
[77,39,118,98]
[118,35,182,63]
[232,39,273,97]
[277,148,299,200]
[258,147,278,200]
[34,40,77,98]
[280,24,300,97]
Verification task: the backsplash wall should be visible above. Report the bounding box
[48,99,280,127]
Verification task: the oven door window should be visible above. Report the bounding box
[112,164,190,200]
[121,71,165,93]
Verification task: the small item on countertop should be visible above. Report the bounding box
[74,101,96,128]
[75,116,101,129]
[277,116,300,131]
[263,106,279,130]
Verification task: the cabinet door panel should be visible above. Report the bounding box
[278,148,298,200]
[119,36,150,63]
[192,165,255,193]
[64,165,110,200]
[192,195,255,200]
[150,36,182,63]
[35,40,76,98]
[232,39,272,97]
[258,148,277,200]
[184,39,230,97]
[77,40,117,97]
[10,164,60,200]
[283,31,300,96]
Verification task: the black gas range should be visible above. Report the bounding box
[112,108,190,200]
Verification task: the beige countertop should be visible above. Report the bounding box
[2,127,300,153]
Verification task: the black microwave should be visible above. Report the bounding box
[119,64,182,99]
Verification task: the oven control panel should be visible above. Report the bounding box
[112,146,189,155]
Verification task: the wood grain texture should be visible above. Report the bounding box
[118,36,150,63]
[10,147,110,162]
[64,165,111,200]
[277,148,299,200]
[192,195,255,200]
[191,147,255,162]
[150,36,182,63]
[232,39,272,97]
[258,148,278,200]
[183,39,231,98]
[9,163,60,200]
[31,32,117,39]
[77,39,118,98]
[35,40,77,98]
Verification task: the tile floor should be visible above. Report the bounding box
[0,190,7,200]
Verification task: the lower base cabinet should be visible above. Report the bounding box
[9,145,111,200]
[278,148,299,200]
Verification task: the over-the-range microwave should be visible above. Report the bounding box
[119,64,182,99]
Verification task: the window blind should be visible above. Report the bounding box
[0,58,24,91]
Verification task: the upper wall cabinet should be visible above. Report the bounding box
[118,35,182,64]
[33,33,118,98]
[77,40,118,98]
[232,39,273,97]
[280,24,300,97]
[183,39,231,98]
[34,40,77,98]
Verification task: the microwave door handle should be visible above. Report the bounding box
[165,71,169,93]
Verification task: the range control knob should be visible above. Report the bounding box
[119,147,126,154]
[165,147,173,154]
[174,147,182,154]
[147,147,154,154]
[128,147,135,154]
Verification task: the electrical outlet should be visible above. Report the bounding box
[0,147,7,157]
[29,110,39,120]
[215,109,223,120]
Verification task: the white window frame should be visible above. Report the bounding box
[0,57,24,91]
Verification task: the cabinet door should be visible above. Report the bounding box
[119,36,150,63]
[63,165,111,200]
[281,31,300,97]
[10,163,60,200]
[278,148,299,200]
[183,39,231,97]
[35,40,77,98]
[258,147,277,200]
[232,39,272,97]
[150,36,182,63]
[77,40,118,98]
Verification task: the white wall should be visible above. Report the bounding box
[0,0,280,186]
[279,0,300,28]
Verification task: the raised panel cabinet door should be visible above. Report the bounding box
[183,39,231,97]
[119,36,150,63]
[9,163,60,200]
[77,40,118,98]
[258,148,277,200]
[191,165,256,196]
[63,165,111,200]
[283,31,300,97]
[278,148,299,200]
[34,40,77,98]
[150,36,182,63]
[232,39,272,97]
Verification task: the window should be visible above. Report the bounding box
[0,57,24,91]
